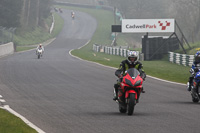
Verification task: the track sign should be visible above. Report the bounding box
[112,25,122,32]
[122,19,175,33]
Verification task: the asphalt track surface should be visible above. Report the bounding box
[0,10,200,133]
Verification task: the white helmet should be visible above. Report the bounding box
[127,51,138,64]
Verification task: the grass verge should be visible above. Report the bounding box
[15,12,64,52]
[0,108,37,133]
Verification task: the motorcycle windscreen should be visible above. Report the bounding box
[123,68,141,86]
[126,68,140,78]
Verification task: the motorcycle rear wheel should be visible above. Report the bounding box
[127,93,136,115]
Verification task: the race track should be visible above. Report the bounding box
[0,10,200,133]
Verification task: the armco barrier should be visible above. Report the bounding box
[93,44,142,60]
[169,52,194,66]
[49,14,55,34]
[0,42,14,57]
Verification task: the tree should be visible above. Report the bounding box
[171,0,200,42]
[20,0,52,29]
[0,0,23,28]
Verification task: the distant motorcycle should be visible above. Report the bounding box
[115,68,143,115]
[54,8,58,12]
[71,13,75,20]
[37,48,43,59]
[59,8,63,13]
[191,69,200,103]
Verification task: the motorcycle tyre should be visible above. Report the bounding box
[38,54,40,59]
[127,93,136,115]
[192,97,199,103]
[191,91,199,103]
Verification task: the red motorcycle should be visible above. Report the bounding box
[116,68,143,115]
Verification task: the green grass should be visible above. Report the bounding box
[142,61,190,83]
[15,13,64,51]
[49,13,64,38]
[0,108,37,133]
[175,41,200,55]
[16,46,35,52]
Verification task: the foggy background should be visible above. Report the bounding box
[0,0,199,46]
[57,0,200,44]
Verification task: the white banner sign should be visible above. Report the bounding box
[122,19,175,33]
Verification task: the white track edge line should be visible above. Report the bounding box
[0,99,6,102]
[1,105,45,133]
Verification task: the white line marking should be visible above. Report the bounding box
[69,42,187,86]
[78,40,90,49]
[2,105,46,133]
[0,99,6,102]
[0,95,2,98]
[147,75,186,86]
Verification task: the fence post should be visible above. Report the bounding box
[182,54,186,66]
[117,48,119,55]
[123,49,126,57]
[169,52,173,62]
[176,53,180,64]
[189,55,194,66]
[173,53,176,63]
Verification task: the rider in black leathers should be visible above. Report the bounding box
[113,51,146,101]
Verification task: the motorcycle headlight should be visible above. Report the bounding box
[134,80,141,86]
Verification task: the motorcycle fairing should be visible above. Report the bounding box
[120,68,143,100]
[195,72,200,82]
[125,90,138,99]
[122,73,143,88]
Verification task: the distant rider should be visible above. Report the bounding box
[113,51,146,101]
[71,10,75,18]
[36,44,44,56]
[187,51,200,91]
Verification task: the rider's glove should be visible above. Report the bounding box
[118,74,122,78]
[190,68,194,75]
[194,68,199,72]
[140,73,146,81]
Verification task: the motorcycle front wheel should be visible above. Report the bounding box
[192,97,199,103]
[38,54,40,59]
[127,93,136,115]
[119,107,127,113]
[191,90,199,103]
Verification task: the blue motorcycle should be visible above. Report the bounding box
[191,70,200,103]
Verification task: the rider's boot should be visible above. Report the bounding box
[187,77,193,91]
[141,87,145,93]
[136,93,140,103]
[113,84,118,101]
[187,82,192,91]
[113,94,118,101]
